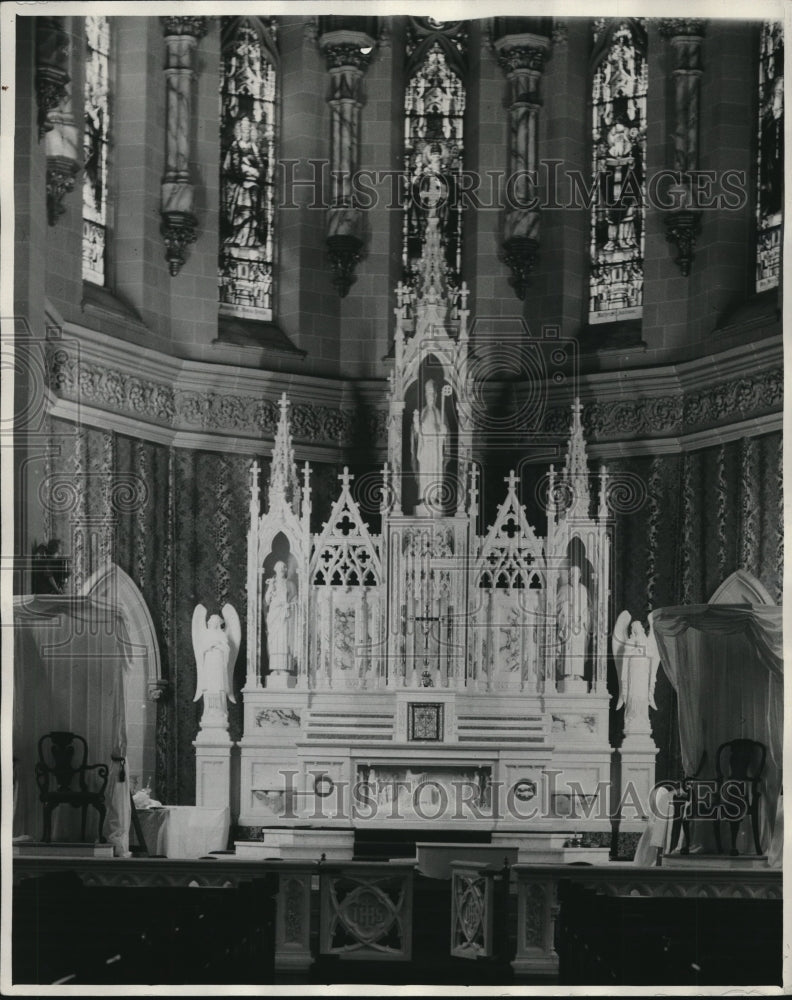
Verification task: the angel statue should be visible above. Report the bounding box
[192,604,241,728]
[611,610,662,739]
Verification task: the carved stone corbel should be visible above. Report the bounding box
[318,26,377,297]
[659,19,707,275]
[494,32,551,298]
[160,16,208,276]
[665,210,700,278]
[46,155,80,226]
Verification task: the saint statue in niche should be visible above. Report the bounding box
[411,378,450,512]
[556,565,592,682]
[264,561,297,674]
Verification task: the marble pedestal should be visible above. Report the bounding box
[193,732,233,810]
[617,739,659,821]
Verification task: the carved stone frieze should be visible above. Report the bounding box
[542,367,782,441]
[682,368,783,427]
[46,346,378,446]
[46,342,780,449]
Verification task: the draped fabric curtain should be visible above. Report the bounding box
[651,604,783,859]
[13,597,130,855]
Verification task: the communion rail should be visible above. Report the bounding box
[12,857,782,986]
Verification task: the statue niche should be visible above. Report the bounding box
[402,360,457,516]
[262,535,298,680]
[555,546,595,692]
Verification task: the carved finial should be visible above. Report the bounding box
[598,463,609,519]
[469,463,480,514]
[268,393,300,515]
[505,469,519,494]
[561,398,591,520]
[381,462,390,513]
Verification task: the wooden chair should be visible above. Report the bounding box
[713,738,766,856]
[35,731,109,843]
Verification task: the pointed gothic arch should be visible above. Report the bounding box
[81,562,162,786]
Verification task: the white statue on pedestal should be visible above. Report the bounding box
[192,604,241,729]
[264,561,297,675]
[556,565,591,683]
[612,610,661,738]
[411,379,449,513]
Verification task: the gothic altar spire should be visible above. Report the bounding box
[268,392,300,516]
[560,398,591,519]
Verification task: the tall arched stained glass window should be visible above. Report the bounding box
[219,17,278,322]
[756,20,783,293]
[403,19,467,291]
[83,15,111,286]
[589,19,647,324]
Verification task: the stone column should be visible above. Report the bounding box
[659,19,707,276]
[160,16,208,276]
[494,32,551,299]
[318,27,377,296]
[35,17,81,226]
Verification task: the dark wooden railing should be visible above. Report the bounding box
[12,856,782,987]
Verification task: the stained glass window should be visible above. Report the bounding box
[589,20,647,324]
[756,21,784,293]
[82,15,111,286]
[219,17,278,322]
[403,20,467,291]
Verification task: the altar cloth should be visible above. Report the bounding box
[132,806,230,858]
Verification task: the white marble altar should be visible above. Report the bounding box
[222,195,656,841]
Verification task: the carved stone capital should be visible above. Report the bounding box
[494,36,551,78]
[664,210,701,277]
[321,39,375,72]
[551,21,569,46]
[658,19,707,39]
[161,16,208,39]
[161,210,198,277]
[147,678,170,701]
[46,155,80,226]
[35,17,70,137]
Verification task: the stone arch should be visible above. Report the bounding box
[709,569,775,606]
[82,562,162,789]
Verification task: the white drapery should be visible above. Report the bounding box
[13,596,131,855]
[651,604,783,860]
